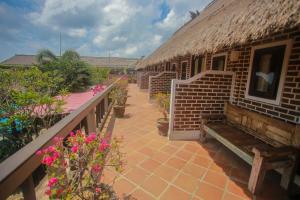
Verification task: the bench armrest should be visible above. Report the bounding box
[252,146,297,160]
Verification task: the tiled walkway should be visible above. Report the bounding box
[105,84,288,200]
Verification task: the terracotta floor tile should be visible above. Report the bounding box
[151,151,170,163]
[131,189,155,200]
[106,85,290,200]
[140,158,161,172]
[154,165,179,181]
[113,178,136,197]
[223,192,245,200]
[165,157,186,170]
[196,148,216,159]
[147,140,165,149]
[160,144,178,155]
[192,155,212,168]
[195,182,224,200]
[230,166,250,183]
[141,175,168,197]
[183,143,201,153]
[182,163,207,179]
[203,170,228,189]
[124,167,150,184]
[227,180,252,200]
[101,169,118,184]
[175,149,194,161]
[160,186,190,200]
[173,172,199,193]
[126,152,147,166]
[209,161,232,174]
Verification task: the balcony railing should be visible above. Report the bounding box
[0,78,121,200]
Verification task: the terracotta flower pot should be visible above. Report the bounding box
[113,105,125,118]
[157,118,169,136]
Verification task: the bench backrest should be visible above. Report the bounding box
[224,103,300,148]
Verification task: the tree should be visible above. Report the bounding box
[36,49,92,92]
[36,49,57,65]
[0,67,66,162]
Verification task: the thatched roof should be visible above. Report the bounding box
[1,55,139,68]
[137,0,300,69]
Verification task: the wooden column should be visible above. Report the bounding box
[21,175,36,200]
[86,108,96,133]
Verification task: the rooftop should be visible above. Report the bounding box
[1,54,139,68]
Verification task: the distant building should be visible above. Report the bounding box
[0,54,139,70]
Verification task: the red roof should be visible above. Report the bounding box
[62,91,95,113]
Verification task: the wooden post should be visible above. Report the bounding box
[86,108,96,133]
[104,96,109,112]
[21,175,36,200]
[248,149,266,194]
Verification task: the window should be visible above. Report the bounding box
[212,54,226,71]
[171,63,176,71]
[181,62,187,80]
[246,40,292,105]
[248,45,286,100]
[166,62,170,71]
[191,55,205,77]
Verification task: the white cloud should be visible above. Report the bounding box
[156,9,179,29]
[112,36,127,42]
[124,46,138,55]
[0,0,212,60]
[93,35,104,45]
[152,34,162,45]
[68,28,87,37]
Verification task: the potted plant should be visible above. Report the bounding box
[110,87,127,118]
[154,93,170,136]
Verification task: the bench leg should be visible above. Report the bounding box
[280,160,295,190]
[248,154,266,194]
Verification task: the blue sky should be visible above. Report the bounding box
[0,0,211,61]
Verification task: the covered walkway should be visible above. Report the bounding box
[104,84,288,200]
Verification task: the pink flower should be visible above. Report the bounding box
[95,187,101,193]
[48,146,56,153]
[47,177,58,187]
[70,131,75,137]
[91,164,101,173]
[42,156,54,166]
[92,84,106,96]
[45,189,51,196]
[71,145,78,153]
[85,133,96,144]
[36,150,42,156]
[43,148,48,154]
[52,151,60,160]
[99,139,110,152]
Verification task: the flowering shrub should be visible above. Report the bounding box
[91,84,106,96]
[37,130,123,199]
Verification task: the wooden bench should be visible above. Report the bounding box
[200,103,299,194]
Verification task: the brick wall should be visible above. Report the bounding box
[149,72,177,99]
[136,71,144,88]
[205,27,300,124]
[139,71,159,90]
[169,71,235,139]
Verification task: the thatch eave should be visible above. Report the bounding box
[136,0,300,69]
